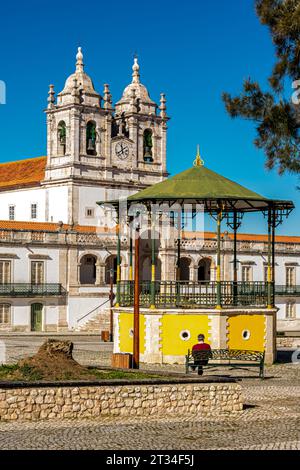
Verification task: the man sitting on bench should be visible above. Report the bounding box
[192,334,212,375]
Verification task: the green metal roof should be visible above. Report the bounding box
[127,164,294,213]
[129,165,265,201]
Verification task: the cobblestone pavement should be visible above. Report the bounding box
[0,336,299,450]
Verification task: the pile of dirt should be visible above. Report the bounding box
[15,339,97,381]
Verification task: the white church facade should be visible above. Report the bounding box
[0,48,299,333]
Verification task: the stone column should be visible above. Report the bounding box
[265,309,276,364]
[96,126,101,156]
[96,260,101,285]
[160,250,176,281]
[99,263,106,285]
[70,108,80,162]
[142,312,163,363]
[209,312,228,349]
[58,304,69,332]
[121,263,128,281]
[190,264,197,282]
[160,121,168,173]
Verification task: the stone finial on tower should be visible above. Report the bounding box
[103,83,113,110]
[76,46,84,73]
[71,77,80,104]
[132,56,140,84]
[159,93,167,119]
[47,84,55,109]
[130,87,137,113]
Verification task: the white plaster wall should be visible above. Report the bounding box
[47,185,69,223]
[11,303,29,326]
[78,185,138,226]
[0,247,60,283]
[68,296,108,329]
[276,299,300,320]
[9,302,59,329]
[0,188,46,222]
[274,255,300,285]
[44,304,59,326]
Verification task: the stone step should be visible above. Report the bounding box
[76,312,110,333]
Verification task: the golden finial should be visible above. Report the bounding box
[193,145,204,167]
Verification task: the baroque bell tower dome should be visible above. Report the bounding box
[115,57,157,115]
[113,57,169,172]
[57,47,101,107]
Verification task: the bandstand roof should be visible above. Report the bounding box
[127,154,294,213]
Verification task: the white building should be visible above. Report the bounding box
[0,48,299,333]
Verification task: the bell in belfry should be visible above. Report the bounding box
[143,129,153,162]
[87,138,95,151]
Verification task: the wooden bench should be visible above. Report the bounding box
[185,349,265,378]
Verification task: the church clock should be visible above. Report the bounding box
[115,142,129,160]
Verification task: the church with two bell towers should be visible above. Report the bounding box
[44,47,168,226]
[0,47,299,335]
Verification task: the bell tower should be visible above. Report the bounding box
[44,47,113,183]
[112,57,169,185]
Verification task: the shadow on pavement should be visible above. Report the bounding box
[276,349,296,363]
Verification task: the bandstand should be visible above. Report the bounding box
[99,149,294,365]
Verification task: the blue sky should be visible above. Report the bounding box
[0,0,299,235]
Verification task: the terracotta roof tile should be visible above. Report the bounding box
[0,221,299,244]
[0,157,46,190]
[0,220,115,234]
[183,230,300,244]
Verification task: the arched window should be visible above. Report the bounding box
[86,121,97,155]
[57,121,66,155]
[105,255,117,285]
[80,255,97,284]
[179,258,191,281]
[0,304,11,326]
[198,258,211,282]
[143,129,153,162]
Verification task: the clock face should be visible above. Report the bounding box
[115,142,129,160]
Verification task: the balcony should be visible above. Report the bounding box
[119,281,272,309]
[275,285,300,296]
[0,283,66,297]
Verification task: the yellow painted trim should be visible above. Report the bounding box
[149,305,156,310]
[151,265,155,281]
[116,265,121,282]
[267,266,272,283]
[129,266,133,281]
[216,265,221,282]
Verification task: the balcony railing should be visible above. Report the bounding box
[119,281,272,309]
[275,285,300,296]
[0,283,66,297]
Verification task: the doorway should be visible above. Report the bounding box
[31,303,43,331]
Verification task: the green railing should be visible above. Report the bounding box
[275,285,300,296]
[0,283,66,297]
[119,281,272,309]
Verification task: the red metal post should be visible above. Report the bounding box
[133,228,140,369]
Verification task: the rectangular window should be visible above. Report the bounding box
[31,203,37,219]
[286,267,296,286]
[0,304,10,324]
[286,302,296,319]
[31,261,44,284]
[0,261,11,284]
[242,266,252,282]
[85,208,94,218]
[8,205,15,221]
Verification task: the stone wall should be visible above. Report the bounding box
[0,382,243,422]
[277,336,300,348]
